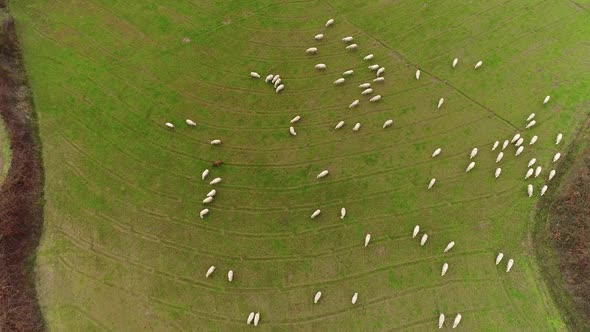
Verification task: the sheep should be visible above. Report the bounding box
[525,168,533,180]
[254,312,260,326]
[314,291,322,304]
[511,133,521,143]
[453,313,462,328]
[351,292,358,304]
[206,189,216,197]
[359,83,371,89]
[346,44,358,50]
[247,312,255,325]
[535,166,542,178]
[203,196,214,204]
[289,126,297,136]
[317,170,329,178]
[527,113,535,121]
[306,47,318,54]
[548,169,556,181]
[368,64,379,71]
[311,209,321,219]
[314,34,324,40]
[413,225,420,238]
[335,121,345,129]
[502,140,509,150]
[496,253,504,265]
[428,178,436,189]
[210,177,222,185]
[543,95,551,104]
[470,148,478,159]
[349,100,360,108]
[495,167,502,178]
[200,208,209,219]
[315,63,327,70]
[527,184,533,197]
[363,54,374,61]
[373,77,385,82]
[466,161,475,172]
[325,18,335,27]
[342,36,354,43]
[228,270,234,282]
[343,70,354,76]
[474,60,483,69]
[529,136,538,145]
[383,119,394,128]
[444,241,455,253]
[526,120,536,129]
[452,58,459,68]
[441,263,449,276]
[415,69,421,80]
[186,119,196,126]
[515,146,524,156]
[556,133,563,145]
[272,75,280,84]
[353,122,361,132]
[492,141,499,151]
[364,234,371,247]
[370,95,382,102]
[205,265,215,278]
[541,185,548,196]
[276,84,285,93]
[250,72,260,79]
[496,152,504,163]
[202,169,210,181]
[420,234,428,246]
[437,98,445,109]
[334,78,345,85]
[340,207,346,220]
[165,122,175,129]
[274,79,282,87]
[528,158,537,167]
[506,259,514,272]
[553,152,561,162]
[265,74,274,83]
[361,88,373,95]
[291,115,301,124]
[515,137,524,147]
[376,67,385,76]
[439,313,445,329]
[432,148,442,158]
[211,139,222,145]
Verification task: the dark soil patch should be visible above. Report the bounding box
[0,2,45,331]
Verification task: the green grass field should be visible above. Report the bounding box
[11,0,590,330]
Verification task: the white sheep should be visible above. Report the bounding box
[525,168,533,180]
[353,122,361,132]
[186,119,196,126]
[364,234,371,247]
[206,189,216,197]
[376,67,385,76]
[553,152,561,162]
[200,208,209,219]
[291,115,301,124]
[359,83,371,89]
[502,140,509,150]
[335,121,345,129]
[466,161,475,172]
[452,58,459,68]
[444,241,455,253]
[254,312,260,326]
[203,196,213,204]
[311,209,321,219]
[441,263,449,276]
[361,88,373,95]
[340,207,346,220]
[528,158,537,167]
[527,113,535,121]
[247,312,255,325]
[325,18,334,27]
[496,152,504,163]
[289,126,297,136]
[165,122,175,129]
[265,74,274,83]
[349,100,359,108]
[527,184,533,197]
[306,47,318,54]
[439,313,445,329]
[420,233,428,246]
[363,54,374,61]
[432,148,442,158]
[413,225,420,238]
[342,70,354,77]
[543,95,551,104]
[453,313,462,328]
[470,148,478,159]
[495,167,502,178]
[535,166,542,178]
[351,292,358,304]
[334,78,345,85]
[227,270,234,282]
[205,265,215,278]
[428,178,436,189]
[474,60,483,69]
[345,44,358,50]
[317,170,329,178]
[415,69,421,80]
[548,169,556,181]
[511,133,521,143]
[370,95,382,102]
[529,135,538,145]
[437,98,445,109]
[314,291,322,304]
[315,63,327,70]
[202,169,210,181]
[383,119,393,128]
[515,137,524,147]
[506,259,514,272]
[526,120,536,129]
[342,36,353,43]
[556,133,563,145]
[210,177,222,185]
[276,84,285,93]
[274,79,282,88]
[314,34,324,41]
[541,185,548,196]
[272,75,280,84]
[496,252,504,265]
[515,146,524,156]
[373,77,385,82]
[250,72,260,78]
[368,64,379,71]
[211,139,222,145]
[492,141,499,151]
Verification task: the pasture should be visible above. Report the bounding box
[11,0,590,330]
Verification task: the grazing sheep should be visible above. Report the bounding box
[548,169,556,181]
[306,47,318,54]
[529,136,538,145]
[211,139,222,145]
[439,313,445,329]
[373,77,385,82]
[250,72,260,78]
[203,196,213,204]
[317,170,329,178]
[383,119,394,128]
[556,133,563,145]
[466,161,475,172]
[273,79,282,88]
[314,291,322,304]
[441,263,449,276]
[335,121,345,129]
[212,160,223,168]
[526,120,536,129]
[535,166,542,178]
[315,63,327,70]
[492,141,499,151]
[502,140,509,150]
[311,209,321,219]
[351,292,358,304]
[420,234,428,246]
[254,313,260,326]
[364,234,371,247]
[346,44,358,50]
[525,168,533,180]
[415,69,421,80]
[205,265,215,278]
[227,270,234,282]
[207,189,216,197]
[363,54,374,61]
[343,70,354,76]
[474,60,483,69]
[368,64,380,71]
[553,152,561,162]
[247,312,255,325]
[186,119,196,126]
[314,34,324,41]
[361,88,373,95]
[515,146,524,156]
[437,98,445,109]
[470,148,478,159]
[527,184,533,197]
[334,78,345,85]
[272,75,280,84]
[413,225,420,238]
[453,314,462,328]
[496,152,504,163]
[165,122,175,129]
[200,208,209,219]
[515,137,524,147]
[349,100,360,108]
[452,58,459,68]
[506,259,514,272]
[370,95,382,102]
[428,178,436,189]
[359,83,371,89]
[432,148,442,158]
[511,133,521,143]
[376,67,385,76]
[289,126,297,136]
[543,95,551,104]
[325,18,335,27]
[202,169,210,181]
[527,113,535,121]
[340,207,346,220]
[342,36,353,43]
[210,177,222,185]
[265,74,274,83]
[444,241,455,253]
[496,253,504,265]
[528,158,537,167]
[495,167,502,178]
[291,115,301,124]
[353,122,361,131]
[276,84,285,93]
